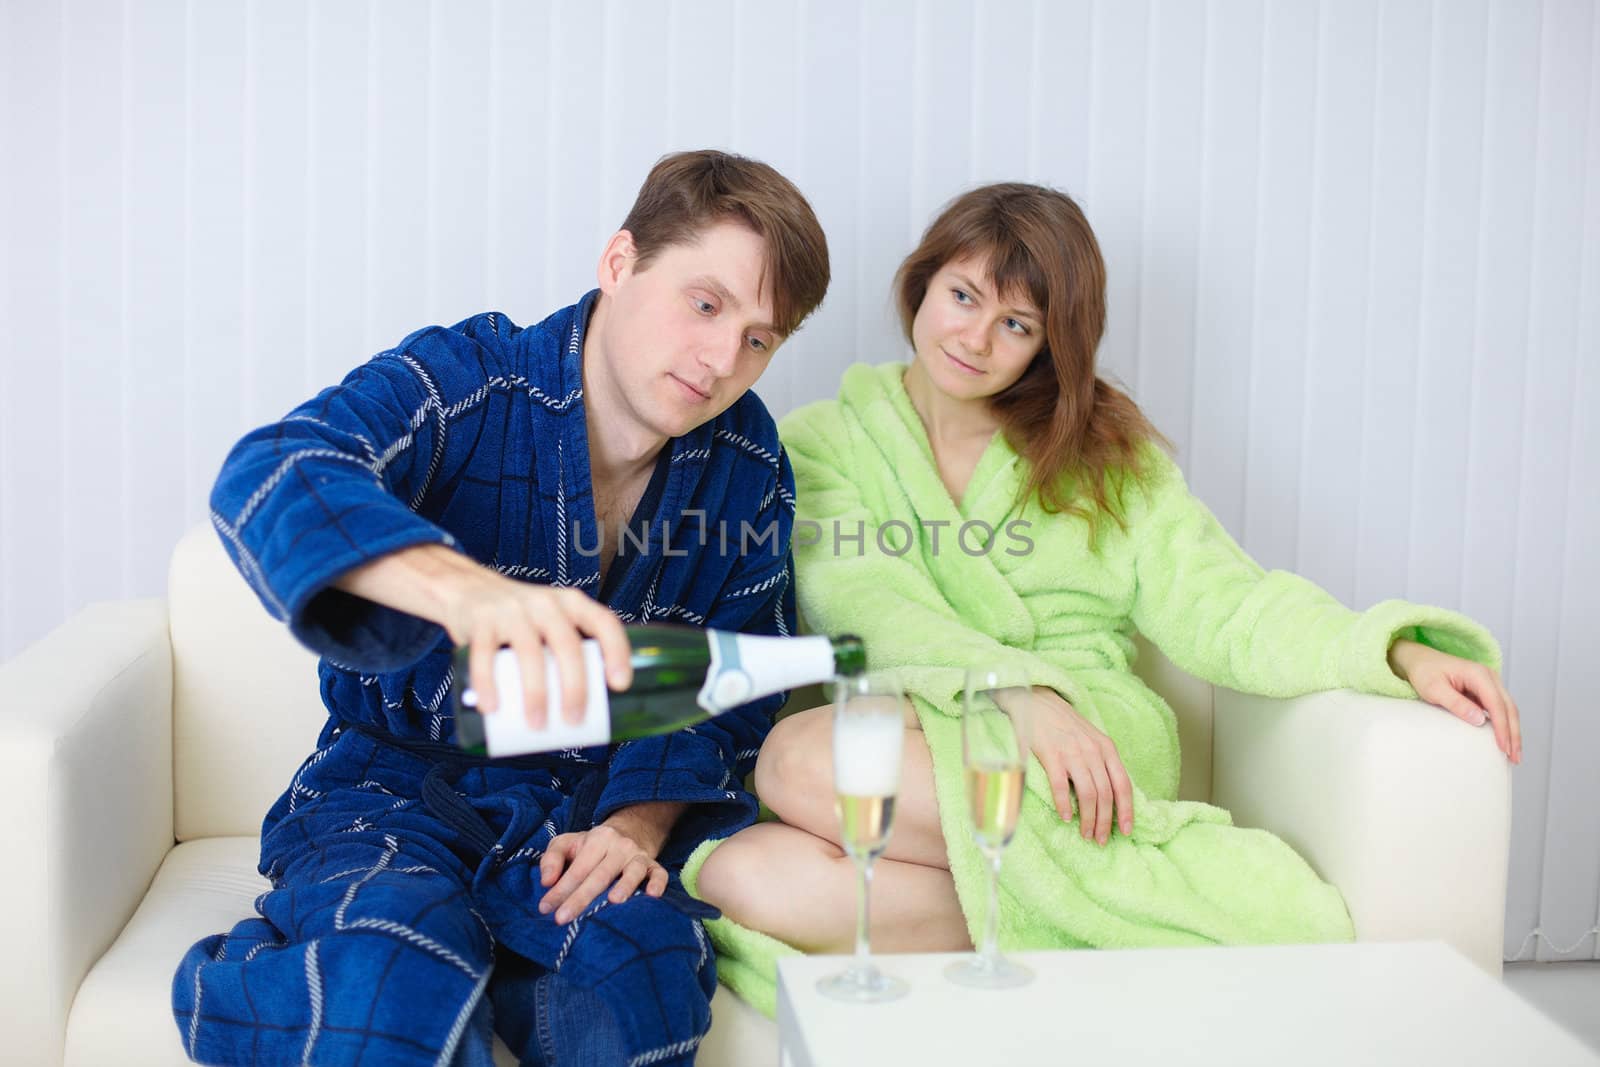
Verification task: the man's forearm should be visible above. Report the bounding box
[601,801,688,859]
[333,542,477,631]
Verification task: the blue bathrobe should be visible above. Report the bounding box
[173,291,796,1066]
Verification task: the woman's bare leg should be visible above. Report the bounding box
[694,703,968,952]
[753,704,949,870]
[696,822,970,953]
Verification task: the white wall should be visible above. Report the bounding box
[1,0,1595,963]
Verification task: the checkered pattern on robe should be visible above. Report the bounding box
[176,291,796,1065]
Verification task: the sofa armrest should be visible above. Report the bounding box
[0,600,175,1066]
[1210,687,1511,977]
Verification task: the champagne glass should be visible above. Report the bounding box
[816,670,910,1003]
[945,664,1034,989]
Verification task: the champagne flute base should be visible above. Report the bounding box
[944,954,1033,990]
[816,965,910,1003]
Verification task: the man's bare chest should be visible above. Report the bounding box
[592,470,654,584]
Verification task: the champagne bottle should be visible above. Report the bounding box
[452,624,866,757]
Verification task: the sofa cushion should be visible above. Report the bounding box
[65,837,774,1066]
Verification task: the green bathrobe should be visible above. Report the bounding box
[684,361,1500,1016]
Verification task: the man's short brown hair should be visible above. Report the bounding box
[621,150,830,336]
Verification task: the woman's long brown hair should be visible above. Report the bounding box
[895,183,1170,543]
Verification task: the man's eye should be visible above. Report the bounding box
[748,336,768,353]
[694,299,715,315]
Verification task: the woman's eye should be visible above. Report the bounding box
[1004,318,1030,336]
[952,288,973,305]
[748,336,768,353]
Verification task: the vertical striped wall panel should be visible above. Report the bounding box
[1,0,1594,962]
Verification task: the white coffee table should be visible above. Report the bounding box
[776,941,1598,1066]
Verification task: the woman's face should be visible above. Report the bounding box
[910,254,1045,403]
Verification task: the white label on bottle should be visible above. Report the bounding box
[833,712,904,796]
[698,632,836,713]
[479,641,611,755]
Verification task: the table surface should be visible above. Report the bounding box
[775,941,1599,1067]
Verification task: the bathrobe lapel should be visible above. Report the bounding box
[844,363,1037,651]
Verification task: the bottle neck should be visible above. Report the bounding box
[831,635,867,677]
[698,632,844,713]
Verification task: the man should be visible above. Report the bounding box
[174,150,829,1066]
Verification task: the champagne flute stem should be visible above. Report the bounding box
[853,853,874,979]
[982,848,1002,966]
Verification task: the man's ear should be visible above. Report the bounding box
[596,230,639,295]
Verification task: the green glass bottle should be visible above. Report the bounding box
[452,624,867,757]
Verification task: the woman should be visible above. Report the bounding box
[686,183,1521,1013]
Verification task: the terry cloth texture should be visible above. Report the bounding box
[175,293,797,1065]
[684,360,1499,1018]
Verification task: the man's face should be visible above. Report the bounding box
[595,221,783,439]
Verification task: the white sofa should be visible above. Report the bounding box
[0,526,1512,1065]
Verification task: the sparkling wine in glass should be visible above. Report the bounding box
[816,670,910,1003]
[946,664,1034,989]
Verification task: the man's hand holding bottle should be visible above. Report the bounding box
[334,542,634,728]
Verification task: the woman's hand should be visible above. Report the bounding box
[1389,638,1522,764]
[1027,687,1134,846]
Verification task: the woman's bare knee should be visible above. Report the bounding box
[694,823,968,954]
[755,705,950,869]
[753,705,834,830]
[696,823,847,946]
[695,832,765,925]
